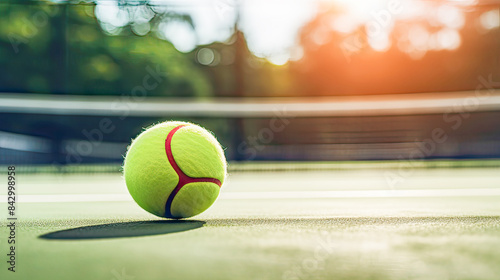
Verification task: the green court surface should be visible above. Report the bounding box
[2,166,500,280]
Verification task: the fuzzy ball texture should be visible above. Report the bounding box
[123,121,227,219]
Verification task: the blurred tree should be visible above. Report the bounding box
[290,2,500,95]
[192,30,298,97]
[0,0,212,97]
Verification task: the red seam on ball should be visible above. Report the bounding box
[164,125,222,218]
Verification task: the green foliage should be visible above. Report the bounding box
[0,2,212,97]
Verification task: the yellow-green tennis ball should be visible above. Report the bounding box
[123,121,226,219]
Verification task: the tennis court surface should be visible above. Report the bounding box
[3,163,500,280]
[2,0,500,279]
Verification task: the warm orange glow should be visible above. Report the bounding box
[309,0,475,58]
[334,0,389,20]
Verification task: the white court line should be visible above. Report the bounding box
[221,188,500,199]
[1,188,500,203]
[0,194,132,203]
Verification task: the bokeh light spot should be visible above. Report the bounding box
[268,53,290,66]
[197,48,215,66]
[437,5,465,29]
[132,22,151,36]
[480,9,500,30]
[437,28,461,50]
[159,21,197,53]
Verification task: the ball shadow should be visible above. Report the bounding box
[39,220,205,240]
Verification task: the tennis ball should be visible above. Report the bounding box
[123,121,226,219]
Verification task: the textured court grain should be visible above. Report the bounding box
[1,167,500,280]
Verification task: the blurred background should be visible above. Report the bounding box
[0,0,499,169]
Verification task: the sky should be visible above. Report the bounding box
[93,0,499,64]
[94,0,317,63]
